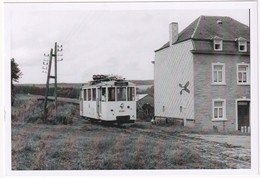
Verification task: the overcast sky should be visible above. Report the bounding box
[5,2,250,84]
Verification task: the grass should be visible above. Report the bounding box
[11,122,229,170]
[11,94,249,170]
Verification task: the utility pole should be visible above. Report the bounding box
[42,42,63,122]
[54,42,58,117]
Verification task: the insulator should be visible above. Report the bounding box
[44,53,49,57]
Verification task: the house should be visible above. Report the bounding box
[136,94,154,120]
[154,16,250,132]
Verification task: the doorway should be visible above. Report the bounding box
[237,100,250,131]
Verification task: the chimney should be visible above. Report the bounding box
[169,22,178,45]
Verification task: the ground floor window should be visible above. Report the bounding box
[212,99,226,121]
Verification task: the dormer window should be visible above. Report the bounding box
[237,37,247,52]
[212,36,223,51]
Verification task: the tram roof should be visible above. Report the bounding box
[81,80,136,88]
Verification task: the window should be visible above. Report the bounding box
[237,64,249,84]
[213,36,223,51]
[117,87,126,101]
[108,87,115,101]
[212,99,226,121]
[101,88,106,102]
[83,89,87,101]
[92,88,96,101]
[87,89,91,101]
[239,43,246,51]
[127,87,135,101]
[212,63,225,84]
[237,37,247,52]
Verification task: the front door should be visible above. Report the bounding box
[237,101,250,130]
[97,88,102,118]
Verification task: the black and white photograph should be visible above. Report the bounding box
[2,1,259,177]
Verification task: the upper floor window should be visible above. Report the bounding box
[213,36,223,51]
[212,99,226,121]
[237,37,247,52]
[237,63,250,85]
[212,63,225,85]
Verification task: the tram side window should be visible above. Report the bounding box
[108,87,115,101]
[92,88,96,101]
[83,89,87,101]
[117,87,126,101]
[127,87,135,101]
[101,88,106,102]
[88,89,91,101]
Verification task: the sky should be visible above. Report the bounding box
[4,2,250,84]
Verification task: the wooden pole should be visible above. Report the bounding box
[54,42,57,117]
[44,48,53,121]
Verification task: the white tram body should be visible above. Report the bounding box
[79,75,137,124]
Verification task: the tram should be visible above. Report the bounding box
[79,75,137,124]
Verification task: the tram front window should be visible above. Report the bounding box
[108,87,115,101]
[117,87,126,101]
[127,87,135,101]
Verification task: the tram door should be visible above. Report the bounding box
[97,88,101,118]
[80,89,84,115]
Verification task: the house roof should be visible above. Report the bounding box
[155,15,249,52]
[137,94,148,101]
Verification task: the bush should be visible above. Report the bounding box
[45,101,78,125]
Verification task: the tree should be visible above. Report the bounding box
[145,85,154,96]
[11,58,22,106]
